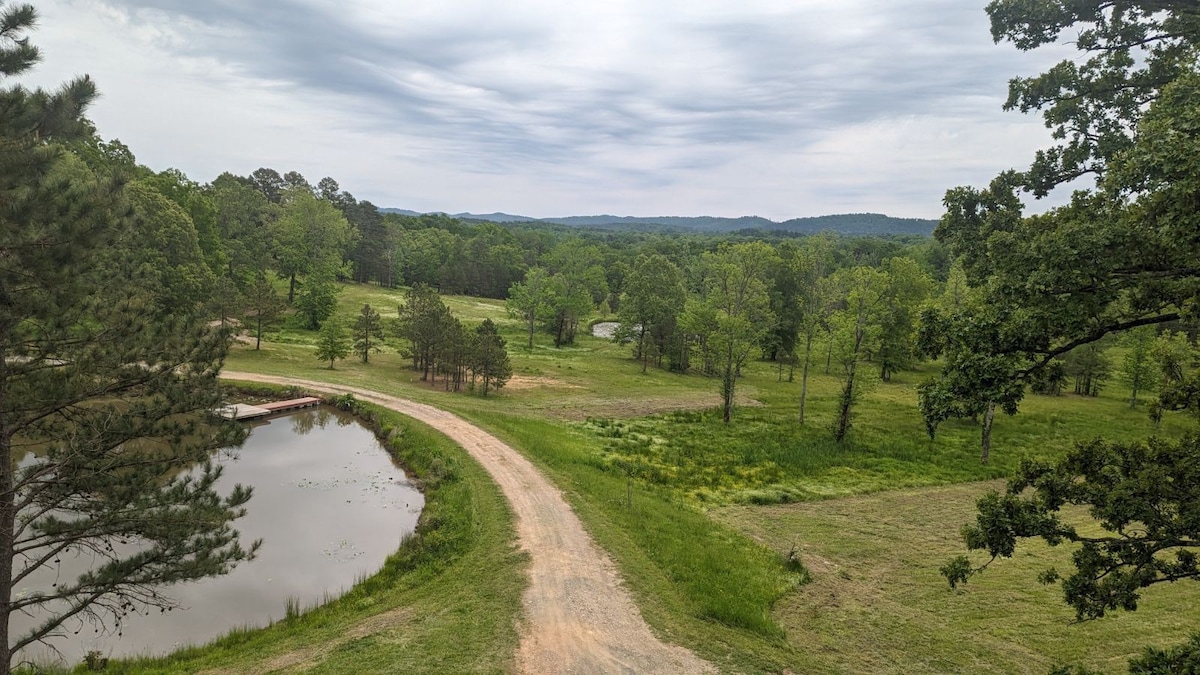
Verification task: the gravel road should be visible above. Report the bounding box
[222,372,713,674]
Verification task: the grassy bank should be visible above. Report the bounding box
[100,393,526,674]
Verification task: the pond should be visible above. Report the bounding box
[14,405,424,667]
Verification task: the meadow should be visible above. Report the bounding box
[119,280,1197,673]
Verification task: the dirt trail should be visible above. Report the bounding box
[223,372,713,675]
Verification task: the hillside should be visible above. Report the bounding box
[378,209,938,236]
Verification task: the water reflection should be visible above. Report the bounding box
[288,406,354,436]
[16,406,424,667]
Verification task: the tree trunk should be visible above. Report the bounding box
[1130,377,1138,408]
[835,360,856,442]
[835,328,864,442]
[255,314,263,350]
[825,337,833,374]
[980,402,996,464]
[288,273,297,304]
[799,335,813,425]
[0,430,15,675]
[722,344,735,424]
[639,328,648,374]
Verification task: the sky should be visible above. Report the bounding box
[25,0,1078,221]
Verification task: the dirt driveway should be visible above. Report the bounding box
[222,372,712,674]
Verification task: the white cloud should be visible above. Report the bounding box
[23,0,1076,220]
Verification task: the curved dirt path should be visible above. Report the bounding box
[223,372,713,675]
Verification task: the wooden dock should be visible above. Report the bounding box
[219,397,322,420]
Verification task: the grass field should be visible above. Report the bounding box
[715,483,1199,674]
[171,281,1200,673]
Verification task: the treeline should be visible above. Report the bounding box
[69,136,1178,426]
[67,136,952,325]
[502,238,947,433]
[70,143,952,299]
[50,139,1060,423]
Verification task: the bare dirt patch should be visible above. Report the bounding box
[541,391,763,421]
[503,374,582,391]
[222,372,713,674]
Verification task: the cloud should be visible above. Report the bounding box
[26,0,1074,219]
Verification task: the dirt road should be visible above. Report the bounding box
[223,373,712,674]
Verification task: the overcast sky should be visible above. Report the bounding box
[26,0,1075,220]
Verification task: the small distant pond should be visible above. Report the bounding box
[591,322,620,339]
[15,405,424,667]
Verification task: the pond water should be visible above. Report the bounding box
[15,406,424,667]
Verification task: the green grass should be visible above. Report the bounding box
[213,282,1196,673]
[96,393,526,674]
[469,413,816,673]
[713,482,1200,674]
[576,358,1188,505]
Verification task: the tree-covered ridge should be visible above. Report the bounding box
[379,208,939,235]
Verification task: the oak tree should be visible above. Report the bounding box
[940,3,1200,666]
[828,266,888,443]
[352,303,384,364]
[506,267,555,351]
[925,2,1200,456]
[698,243,777,424]
[617,253,685,373]
[944,435,1200,623]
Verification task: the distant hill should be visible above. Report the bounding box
[774,214,937,236]
[378,209,937,236]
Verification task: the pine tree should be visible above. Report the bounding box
[395,284,450,380]
[471,319,512,396]
[437,315,469,391]
[0,7,257,670]
[243,273,285,350]
[353,303,384,363]
[314,316,350,369]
